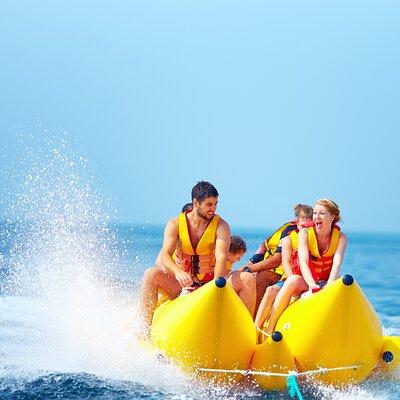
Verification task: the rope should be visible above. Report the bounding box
[255,325,271,338]
[294,364,360,376]
[198,367,288,377]
[198,365,361,399]
[198,364,361,378]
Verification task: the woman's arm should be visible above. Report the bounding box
[298,228,318,289]
[327,232,348,285]
[281,236,294,278]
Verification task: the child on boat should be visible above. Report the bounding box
[180,235,247,295]
[239,204,313,310]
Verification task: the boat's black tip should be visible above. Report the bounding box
[342,274,354,286]
[272,331,283,342]
[382,351,394,363]
[215,277,226,288]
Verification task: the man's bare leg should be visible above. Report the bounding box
[139,267,182,339]
[228,271,256,317]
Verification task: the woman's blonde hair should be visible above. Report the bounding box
[315,199,341,224]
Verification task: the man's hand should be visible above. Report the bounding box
[238,265,253,273]
[174,269,193,288]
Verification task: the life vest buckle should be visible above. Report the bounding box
[191,255,200,274]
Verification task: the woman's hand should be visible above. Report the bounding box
[309,283,321,292]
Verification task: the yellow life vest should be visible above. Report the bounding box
[263,221,297,276]
[174,212,220,282]
[275,229,300,280]
[289,229,299,252]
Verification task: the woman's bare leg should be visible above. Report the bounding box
[255,284,280,329]
[265,275,308,334]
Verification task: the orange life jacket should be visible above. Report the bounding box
[293,225,341,281]
[173,212,220,284]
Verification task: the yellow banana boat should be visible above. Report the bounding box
[149,275,400,389]
[151,277,256,383]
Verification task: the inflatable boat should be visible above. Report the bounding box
[149,275,400,390]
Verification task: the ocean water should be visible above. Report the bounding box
[0,131,399,399]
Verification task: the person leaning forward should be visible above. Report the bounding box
[139,181,256,338]
[239,204,313,310]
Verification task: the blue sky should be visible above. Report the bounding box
[1,1,399,233]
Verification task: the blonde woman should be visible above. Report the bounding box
[262,199,347,335]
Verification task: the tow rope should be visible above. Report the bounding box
[198,364,361,399]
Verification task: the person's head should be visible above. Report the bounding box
[293,204,313,229]
[313,199,341,231]
[228,235,246,263]
[181,203,193,213]
[191,181,219,221]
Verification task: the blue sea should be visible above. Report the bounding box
[0,133,399,399]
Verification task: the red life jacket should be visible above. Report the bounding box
[293,225,341,281]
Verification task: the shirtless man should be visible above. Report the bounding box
[139,181,255,337]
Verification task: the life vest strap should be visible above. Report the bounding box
[191,255,199,275]
[310,255,333,266]
[178,252,215,275]
[313,266,331,273]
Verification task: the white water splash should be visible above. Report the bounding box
[0,125,191,394]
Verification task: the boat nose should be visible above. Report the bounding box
[342,275,354,286]
[215,276,226,288]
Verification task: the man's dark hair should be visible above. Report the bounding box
[191,181,219,203]
[181,203,193,212]
[229,235,246,254]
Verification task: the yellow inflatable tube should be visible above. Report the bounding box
[274,275,383,385]
[378,336,400,373]
[151,277,256,382]
[251,331,296,390]
[148,275,398,390]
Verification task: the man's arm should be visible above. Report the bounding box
[239,241,267,269]
[327,233,347,285]
[160,218,193,287]
[241,253,282,273]
[213,218,231,278]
